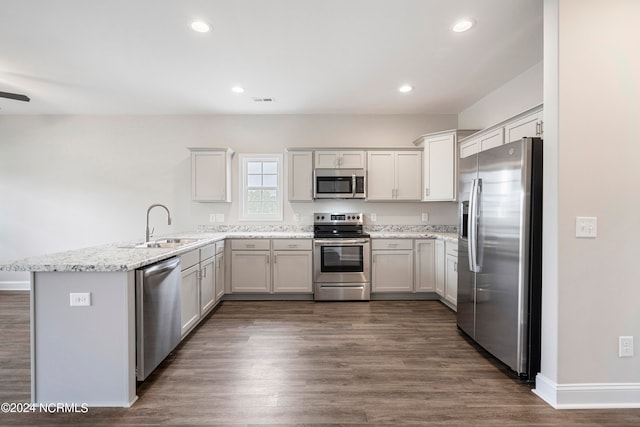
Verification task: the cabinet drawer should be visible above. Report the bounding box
[372,239,413,250]
[215,240,225,254]
[445,240,458,256]
[272,239,312,251]
[180,249,200,270]
[199,244,216,261]
[231,239,270,250]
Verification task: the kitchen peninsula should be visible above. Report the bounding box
[1,228,456,407]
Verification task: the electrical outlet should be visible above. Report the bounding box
[619,336,634,357]
[421,212,429,222]
[215,213,225,223]
[576,216,597,238]
[209,214,216,223]
[370,213,377,222]
[70,292,91,307]
[294,212,300,222]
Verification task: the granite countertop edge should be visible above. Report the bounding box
[1,231,457,273]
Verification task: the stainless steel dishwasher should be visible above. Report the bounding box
[136,257,181,381]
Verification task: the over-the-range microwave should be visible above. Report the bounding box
[313,169,366,199]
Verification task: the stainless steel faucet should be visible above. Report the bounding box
[146,204,172,242]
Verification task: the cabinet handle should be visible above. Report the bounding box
[425,188,430,197]
[287,244,298,248]
[246,244,255,248]
[454,262,457,273]
[274,254,277,264]
[389,244,398,248]
[267,254,270,264]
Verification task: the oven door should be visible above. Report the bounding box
[313,239,370,284]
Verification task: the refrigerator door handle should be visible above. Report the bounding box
[469,178,481,273]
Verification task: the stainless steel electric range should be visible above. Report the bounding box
[313,212,371,301]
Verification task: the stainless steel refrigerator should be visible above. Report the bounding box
[457,137,543,380]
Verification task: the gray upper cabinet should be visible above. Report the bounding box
[189,147,234,202]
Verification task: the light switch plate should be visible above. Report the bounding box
[209,214,216,223]
[215,213,225,223]
[576,216,597,238]
[421,212,429,222]
[370,213,377,222]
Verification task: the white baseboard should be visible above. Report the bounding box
[533,374,640,409]
[0,281,30,291]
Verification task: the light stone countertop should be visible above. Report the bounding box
[368,232,458,242]
[0,230,456,273]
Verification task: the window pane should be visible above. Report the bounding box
[263,174,277,187]
[247,174,262,187]
[247,189,262,201]
[263,202,278,214]
[263,162,277,174]
[247,202,261,214]
[263,190,277,201]
[247,162,262,174]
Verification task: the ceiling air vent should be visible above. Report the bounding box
[252,97,275,102]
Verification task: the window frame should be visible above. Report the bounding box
[238,153,284,222]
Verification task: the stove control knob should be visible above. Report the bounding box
[356,215,360,220]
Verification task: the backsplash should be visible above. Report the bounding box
[197,224,457,233]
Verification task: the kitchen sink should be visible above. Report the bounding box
[120,238,199,249]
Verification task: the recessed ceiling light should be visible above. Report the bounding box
[231,86,245,94]
[398,85,413,93]
[190,20,211,33]
[452,19,474,33]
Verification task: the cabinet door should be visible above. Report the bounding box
[340,151,366,169]
[272,251,312,293]
[314,151,341,168]
[371,250,414,292]
[287,151,313,201]
[231,251,271,292]
[459,139,479,159]
[395,151,422,200]
[505,110,543,143]
[214,252,225,301]
[445,254,458,308]
[415,240,435,292]
[424,134,456,201]
[181,264,200,337]
[479,128,504,152]
[200,257,215,314]
[367,151,395,200]
[435,239,446,297]
[191,151,228,202]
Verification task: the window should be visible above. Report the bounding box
[239,154,283,221]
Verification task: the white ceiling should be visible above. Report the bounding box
[0,0,542,115]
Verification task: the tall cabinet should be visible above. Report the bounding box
[413,129,477,202]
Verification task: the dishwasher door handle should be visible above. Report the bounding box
[141,257,180,278]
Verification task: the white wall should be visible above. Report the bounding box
[458,61,543,129]
[535,0,640,408]
[0,114,458,284]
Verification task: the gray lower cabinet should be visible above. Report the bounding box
[180,242,225,339]
[230,239,312,294]
[180,249,201,337]
[435,239,446,297]
[371,239,414,292]
[414,239,436,292]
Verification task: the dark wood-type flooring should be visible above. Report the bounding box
[1,291,639,425]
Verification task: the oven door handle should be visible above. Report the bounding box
[314,239,369,245]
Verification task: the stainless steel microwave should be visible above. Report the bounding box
[314,169,366,199]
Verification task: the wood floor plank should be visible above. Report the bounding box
[1,293,639,425]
